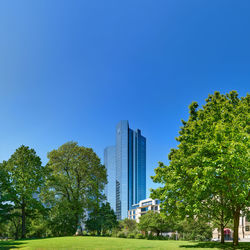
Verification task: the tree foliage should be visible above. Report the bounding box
[42,141,107,235]
[151,91,249,245]
[138,211,173,236]
[176,217,212,241]
[0,162,13,223]
[85,202,118,235]
[121,218,137,233]
[4,145,45,239]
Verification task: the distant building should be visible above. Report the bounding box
[104,120,146,220]
[212,214,250,240]
[104,146,116,211]
[128,198,160,223]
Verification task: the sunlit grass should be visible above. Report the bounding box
[0,236,249,249]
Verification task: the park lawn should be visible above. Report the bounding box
[0,237,249,250]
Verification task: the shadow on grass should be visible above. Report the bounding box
[179,242,250,249]
[0,240,25,249]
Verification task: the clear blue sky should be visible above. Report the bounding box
[0,1,249,197]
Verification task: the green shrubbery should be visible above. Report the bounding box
[117,232,126,238]
[127,233,135,239]
[135,233,145,239]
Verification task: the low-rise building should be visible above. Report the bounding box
[128,198,160,223]
[212,215,250,240]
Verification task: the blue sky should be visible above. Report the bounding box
[0,0,249,196]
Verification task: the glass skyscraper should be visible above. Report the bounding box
[104,120,146,220]
[104,146,116,212]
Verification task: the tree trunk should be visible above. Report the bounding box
[233,210,240,246]
[220,225,225,244]
[21,203,26,239]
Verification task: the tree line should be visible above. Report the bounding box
[0,142,107,239]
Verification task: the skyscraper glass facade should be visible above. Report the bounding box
[116,120,129,220]
[104,120,146,220]
[104,146,116,212]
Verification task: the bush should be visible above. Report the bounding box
[195,234,207,241]
[147,233,157,240]
[155,235,168,240]
[82,231,87,236]
[117,232,127,238]
[103,233,112,237]
[135,233,145,239]
[127,233,135,239]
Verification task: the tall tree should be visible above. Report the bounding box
[5,145,45,239]
[43,141,107,234]
[151,91,249,246]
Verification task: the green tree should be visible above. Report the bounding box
[43,142,107,235]
[121,218,137,234]
[149,212,173,236]
[47,202,77,236]
[5,145,45,239]
[0,162,13,223]
[138,213,151,236]
[85,202,118,235]
[151,91,249,246]
[26,208,50,238]
[138,211,172,237]
[176,217,212,241]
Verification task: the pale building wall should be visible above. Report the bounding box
[128,198,160,223]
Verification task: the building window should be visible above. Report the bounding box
[142,201,152,206]
[155,206,158,210]
[246,226,250,231]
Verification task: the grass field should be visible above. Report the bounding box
[0,237,249,250]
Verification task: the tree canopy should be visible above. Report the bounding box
[43,141,107,234]
[151,91,250,245]
[3,145,45,239]
[138,211,173,236]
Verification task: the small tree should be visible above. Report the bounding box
[138,211,171,237]
[5,145,45,239]
[121,218,137,234]
[176,217,212,241]
[138,213,151,236]
[85,202,117,235]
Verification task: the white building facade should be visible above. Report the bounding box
[128,198,160,223]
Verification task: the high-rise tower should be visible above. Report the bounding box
[104,120,146,220]
[104,146,116,212]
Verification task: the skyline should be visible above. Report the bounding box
[0,1,250,197]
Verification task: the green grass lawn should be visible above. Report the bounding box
[0,237,249,250]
